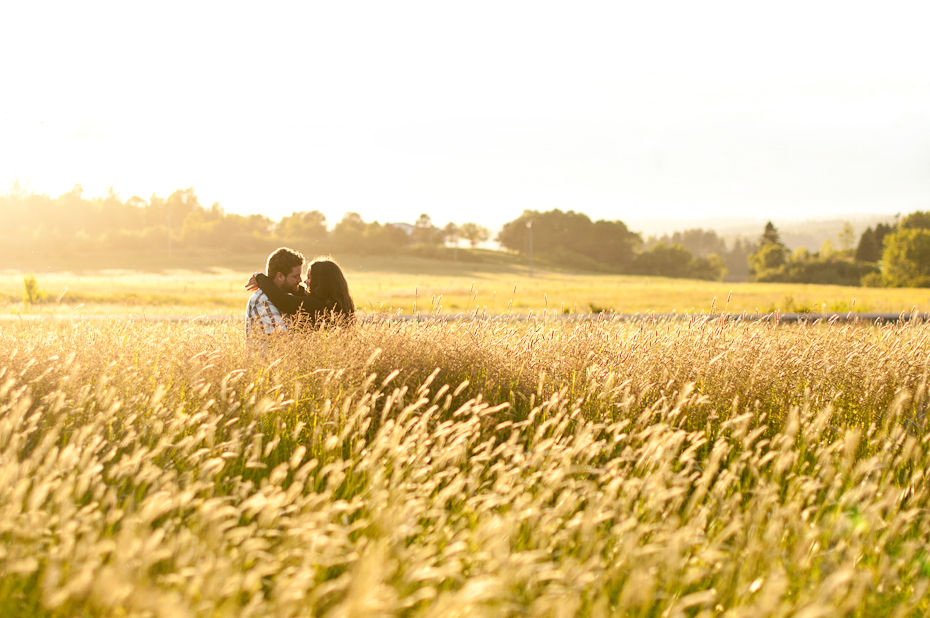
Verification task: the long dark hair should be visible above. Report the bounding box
[307,257,355,318]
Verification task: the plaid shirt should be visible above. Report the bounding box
[246,290,287,340]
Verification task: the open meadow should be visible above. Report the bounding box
[2,251,930,316]
[1,315,929,616]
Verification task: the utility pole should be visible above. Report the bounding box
[527,221,533,278]
[167,212,172,254]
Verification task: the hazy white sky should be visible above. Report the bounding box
[1,1,928,231]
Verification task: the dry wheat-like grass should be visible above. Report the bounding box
[0,317,929,617]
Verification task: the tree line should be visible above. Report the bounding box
[749,216,930,288]
[0,185,488,259]
[496,209,926,286]
[496,210,734,281]
[5,183,927,287]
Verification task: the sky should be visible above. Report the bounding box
[1,1,929,233]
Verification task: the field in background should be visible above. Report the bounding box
[1,317,928,616]
[3,250,930,316]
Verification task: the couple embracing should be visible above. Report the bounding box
[245,247,355,342]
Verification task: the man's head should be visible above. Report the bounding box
[266,247,304,294]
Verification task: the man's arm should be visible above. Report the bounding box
[248,293,287,334]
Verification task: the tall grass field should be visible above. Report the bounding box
[4,254,930,316]
[1,316,929,616]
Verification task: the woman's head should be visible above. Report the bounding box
[306,257,355,316]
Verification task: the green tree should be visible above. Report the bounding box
[634,244,726,281]
[179,203,273,251]
[900,211,930,230]
[442,222,459,246]
[838,221,855,253]
[634,243,696,278]
[724,237,753,280]
[165,188,200,225]
[91,186,144,234]
[23,274,46,304]
[875,223,894,252]
[653,228,727,258]
[756,253,878,286]
[277,211,328,245]
[442,223,459,260]
[413,214,442,245]
[363,222,412,254]
[750,243,788,276]
[459,222,490,248]
[497,209,640,271]
[333,212,367,253]
[588,220,640,268]
[690,254,727,281]
[881,228,930,287]
[855,222,894,263]
[761,221,782,245]
[855,227,879,262]
[749,222,788,280]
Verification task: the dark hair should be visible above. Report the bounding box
[266,247,304,279]
[308,257,355,318]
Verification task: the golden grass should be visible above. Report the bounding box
[3,252,930,316]
[1,317,929,616]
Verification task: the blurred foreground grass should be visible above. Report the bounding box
[1,316,929,616]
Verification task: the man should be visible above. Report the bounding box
[246,247,304,342]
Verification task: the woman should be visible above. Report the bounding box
[248,257,355,328]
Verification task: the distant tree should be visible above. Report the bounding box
[499,210,591,255]
[363,221,412,254]
[459,222,490,248]
[143,193,167,228]
[750,243,789,277]
[838,221,856,253]
[92,186,144,233]
[413,213,442,245]
[724,237,753,280]
[497,209,640,271]
[875,223,894,251]
[754,255,878,286]
[23,274,46,304]
[633,243,726,280]
[881,228,930,287]
[165,187,200,225]
[333,212,367,253]
[180,202,273,250]
[689,254,728,281]
[442,222,459,260]
[126,195,147,210]
[0,184,274,256]
[179,203,221,245]
[741,219,886,286]
[652,228,727,258]
[144,187,201,247]
[277,211,328,245]
[442,222,459,246]
[53,184,89,235]
[900,211,930,231]
[749,221,788,279]
[856,227,880,262]
[761,221,782,246]
[856,223,894,263]
[588,220,640,268]
[634,243,694,278]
